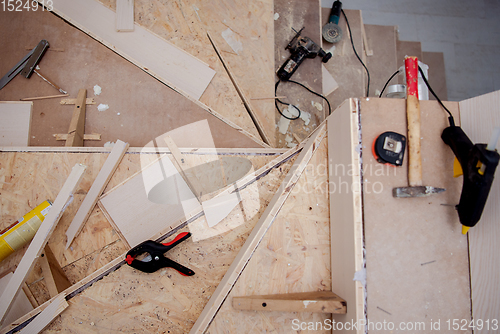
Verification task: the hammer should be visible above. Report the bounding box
[393,56,445,198]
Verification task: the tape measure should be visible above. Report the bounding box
[0,200,52,263]
[372,131,406,166]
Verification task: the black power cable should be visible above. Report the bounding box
[418,66,455,126]
[275,79,332,120]
[379,69,400,98]
[341,9,370,97]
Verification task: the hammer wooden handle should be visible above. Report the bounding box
[405,56,423,186]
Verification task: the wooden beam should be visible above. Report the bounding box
[189,124,327,334]
[328,99,365,333]
[19,294,68,334]
[232,291,347,314]
[65,140,129,248]
[65,89,86,147]
[42,0,215,101]
[207,32,272,147]
[53,133,101,141]
[0,163,86,325]
[59,98,95,105]
[459,90,500,332]
[20,94,68,101]
[116,0,134,32]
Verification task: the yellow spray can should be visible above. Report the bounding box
[0,200,52,263]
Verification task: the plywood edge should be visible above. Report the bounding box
[65,140,129,248]
[328,98,365,334]
[0,164,86,325]
[189,124,327,334]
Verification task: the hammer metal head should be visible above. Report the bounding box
[392,186,445,198]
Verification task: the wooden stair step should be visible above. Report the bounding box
[422,51,448,101]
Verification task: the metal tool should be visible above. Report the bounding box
[0,40,49,90]
[277,27,332,81]
[441,126,500,233]
[393,56,445,198]
[322,0,343,43]
[373,131,406,166]
[125,232,195,276]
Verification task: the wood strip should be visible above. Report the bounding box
[41,0,215,101]
[116,0,134,32]
[0,146,286,154]
[59,98,95,105]
[0,273,34,327]
[20,94,68,101]
[0,164,86,325]
[38,250,59,298]
[232,291,347,313]
[42,245,72,294]
[19,294,68,334]
[65,89,86,147]
[207,32,272,146]
[359,11,373,57]
[53,133,101,141]
[328,99,365,333]
[189,124,327,334]
[459,90,500,332]
[0,102,33,146]
[65,140,129,248]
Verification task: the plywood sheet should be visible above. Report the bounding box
[360,98,471,331]
[459,90,500,331]
[0,102,32,146]
[423,51,448,101]
[45,0,215,101]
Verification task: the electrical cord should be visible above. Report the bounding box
[275,79,332,120]
[379,69,400,98]
[341,9,370,97]
[418,66,455,126]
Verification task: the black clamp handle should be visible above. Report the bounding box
[125,232,195,276]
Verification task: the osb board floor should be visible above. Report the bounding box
[0,150,279,307]
[274,0,325,146]
[41,155,297,333]
[207,137,331,333]
[359,99,471,330]
[0,8,260,148]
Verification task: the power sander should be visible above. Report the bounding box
[322,0,343,44]
[277,27,332,81]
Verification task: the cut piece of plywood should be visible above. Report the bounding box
[59,98,95,105]
[322,64,339,97]
[459,90,500,331]
[19,294,68,334]
[328,99,365,333]
[189,124,327,334]
[0,101,32,146]
[232,291,346,314]
[42,0,215,101]
[0,164,85,325]
[0,273,34,327]
[65,140,129,248]
[116,0,134,32]
[360,98,471,330]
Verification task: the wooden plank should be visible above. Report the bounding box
[65,140,129,248]
[65,89,86,147]
[328,99,365,333]
[116,0,134,32]
[459,90,500,332]
[38,250,59,298]
[42,245,71,293]
[41,0,215,101]
[361,98,470,330]
[59,98,95,105]
[232,291,346,314]
[0,163,86,325]
[189,124,327,334]
[53,133,101,141]
[0,273,34,327]
[207,32,272,147]
[0,102,32,146]
[19,294,68,334]
[20,94,68,101]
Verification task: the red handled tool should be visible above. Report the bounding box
[125,232,195,276]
